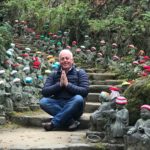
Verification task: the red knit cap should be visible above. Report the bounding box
[143,56,150,60]
[109,86,120,91]
[11,63,20,68]
[21,53,29,57]
[141,105,150,111]
[143,65,150,69]
[72,41,77,45]
[140,71,148,77]
[116,96,127,105]
[33,61,40,69]
[139,59,146,64]
[145,68,150,72]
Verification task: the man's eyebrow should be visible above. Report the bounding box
[61,57,70,59]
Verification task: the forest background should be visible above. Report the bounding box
[0,0,150,54]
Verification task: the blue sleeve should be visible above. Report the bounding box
[66,69,89,97]
[41,73,62,97]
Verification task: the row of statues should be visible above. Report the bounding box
[87,88,150,150]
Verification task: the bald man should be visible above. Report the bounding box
[40,49,89,131]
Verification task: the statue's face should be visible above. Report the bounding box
[116,104,124,109]
[25,70,30,74]
[16,94,22,99]
[0,84,5,89]
[0,74,5,78]
[140,109,150,120]
[15,82,20,86]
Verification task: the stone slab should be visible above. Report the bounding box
[86,93,99,103]
[10,110,91,129]
[88,73,118,80]
[89,85,121,93]
[84,102,100,113]
[90,80,124,85]
[0,125,124,150]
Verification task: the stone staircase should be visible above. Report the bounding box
[10,70,121,129]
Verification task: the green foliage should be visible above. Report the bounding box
[0,23,12,48]
[142,11,150,21]
[124,77,150,125]
[0,22,13,63]
[2,0,150,49]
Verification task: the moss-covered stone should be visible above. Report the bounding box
[124,77,150,125]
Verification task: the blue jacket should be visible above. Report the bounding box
[42,66,89,99]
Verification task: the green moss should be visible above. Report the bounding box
[0,121,21,129]
[95,143,106,150]
[124,77,150,125]
[10,110,44,117]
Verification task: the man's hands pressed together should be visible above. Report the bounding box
[60,70,68,87]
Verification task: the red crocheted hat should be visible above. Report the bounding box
[141,105,150,111]
[116,96,127,105]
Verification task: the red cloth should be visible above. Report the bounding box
[33,60,41,69]
[21,53,29,57]
[109,86,120,91]
[141,105,150,111]
[143,65,150,69]
[12,63,20,68]
[145,68,150,72]
[139,60,146,64]
[143,56,150,60]
[140,71,148,76]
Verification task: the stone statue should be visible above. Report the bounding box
[83,35,91,49]
[89,91,111,132]
[43,69,51,83]
[71,41,77,55]
[0,80,13,114]
[109,86,120,101]
[104,96,129,143]
[125,104,150,150]
[121,81,131,93]
[34,74,44,98]
[11,78,27,111]
[111,43,118,56]
[23,77,40,110]
[95,53,104,66]
[85,49,93,64]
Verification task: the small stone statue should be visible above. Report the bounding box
[89,91,111,131]
[109,86,120,101]
[125,104,150,150]
[23,77,40,110]
[104,96,129,143]
[0,80,13,114]
[11,78,27,111]
[85,49,93,64]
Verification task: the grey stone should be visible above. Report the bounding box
[0,116,6,125]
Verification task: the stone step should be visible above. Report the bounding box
[10,110,91,130]
[89,85,121,93]
[86,93,99,103]
[84,102,99,113]
[85,68,106,73]
[0,124,125,150]
[88,73,118,80]
[90,79,124,85]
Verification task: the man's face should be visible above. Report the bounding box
[59,51,74,71]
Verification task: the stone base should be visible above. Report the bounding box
[15,107,30,112]
[30,105,40,111]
